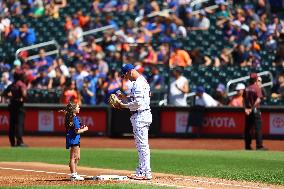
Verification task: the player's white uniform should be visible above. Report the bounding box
[124,75,152,178]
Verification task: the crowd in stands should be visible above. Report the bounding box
[0,0,284,106]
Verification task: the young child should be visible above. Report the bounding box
[61,101,88,181]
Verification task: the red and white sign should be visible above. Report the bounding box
[269,113,284,135]
[176,112,191,133]
[200,112,244,135]
[0,108,107,134]
[161,111,245,135]
[38,111,54,132]
[0,111,9,131]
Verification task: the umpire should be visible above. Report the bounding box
[3,69,28,147]
[243,73,267,150]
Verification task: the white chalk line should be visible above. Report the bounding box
[174,177,270,189]
[0,167,202,189]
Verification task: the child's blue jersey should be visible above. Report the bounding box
[66,116,81,149]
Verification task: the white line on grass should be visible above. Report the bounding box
[174,177,270,189]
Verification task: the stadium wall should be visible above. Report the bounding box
[0,104,283,139]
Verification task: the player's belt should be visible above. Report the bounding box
[130,109,150,116]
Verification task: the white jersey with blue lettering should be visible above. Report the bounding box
[125,75,152,178]
[124,75,152,124]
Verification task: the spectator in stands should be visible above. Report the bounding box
[244,5,260,23]
[229,83,245,107]
[190,48,211,66]
[268,14,284,38]
[213,83,229,106]
[45,2,60,19]
[157,44,169,64]
[143,45,158,64]
[60,79,82,105]
[92,0,101,14]
[73,63,89,91]
[30,0,45,18]
[80,75,97,105]
[62,37,80,61]
[19,24,36,45]
[48,67,65,89]
[102,70,121,103]
[232,44,249,66]
[169,67,189,106]
[35,49,54,69]
[97,53,109,78]
[148,66,164,91]
[214,48,233,67]
[183,7,197,29]
[271,72,284,101]
[7,24,20,43]
[216,1,230,20]
[76,10,90,29]
[169,43,191,67]
[32,68,50,89]
[0,16,11,39]
[189,10,210,31]
[68,19,83,44]
[143,0,160,15]
[11,0,22,16]
[195,86,218,107]
[45,0,66,19]
[265,32,277,50]
[64,16,73,31]
[243,73,267,150]
[0,72,11,102]
[57,58,70,77]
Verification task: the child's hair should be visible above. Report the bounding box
[59,101,78,129]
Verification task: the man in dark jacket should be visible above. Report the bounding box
[3,69,28,147]
[243,73,267,150]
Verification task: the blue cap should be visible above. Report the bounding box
[186,7,192,13]
[216,83,225,92]
[196,86,205,93]
[121,64,135,76]
[169,1,177,8]
[84,75,92,82]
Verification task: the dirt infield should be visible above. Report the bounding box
[0,136,283,188]
[0,136,283,151]
[0,162,283,189]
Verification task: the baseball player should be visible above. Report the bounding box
[116,64,152,180]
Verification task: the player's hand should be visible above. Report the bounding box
[84,126,88,131]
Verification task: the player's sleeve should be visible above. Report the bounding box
[73,116,81,130]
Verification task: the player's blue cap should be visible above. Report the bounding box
[121,64,135,77]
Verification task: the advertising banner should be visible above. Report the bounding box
[0,108,107,134]
[0,110,9,131]
[269,113,284,135]
[38,111,54,132]
[200,112,244,135]
[176,112,191,133]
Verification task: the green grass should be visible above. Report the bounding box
[0,184,172,189]
[0,148,283,185]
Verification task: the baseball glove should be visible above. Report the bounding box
[108,94,122,108]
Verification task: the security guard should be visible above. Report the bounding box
[243,73,267,150]
[3,69,28,147]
